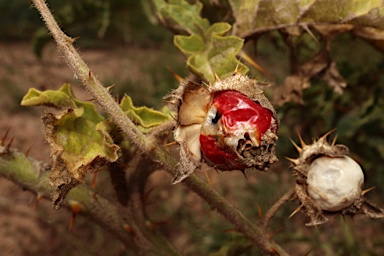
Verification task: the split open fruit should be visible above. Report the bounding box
[168,72,278,184]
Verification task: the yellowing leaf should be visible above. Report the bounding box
[21,83,119,209]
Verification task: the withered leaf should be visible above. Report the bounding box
[22,84,119,209]
[230,0,384,39]
[273,49,346,106]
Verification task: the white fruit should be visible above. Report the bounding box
[307,156,364,212]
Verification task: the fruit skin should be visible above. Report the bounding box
[306,156,364,212]
[168,72,279,184]
[199,90,276,170]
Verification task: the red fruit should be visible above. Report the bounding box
[200,90,276,170]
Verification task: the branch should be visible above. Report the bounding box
[0,145,134,249]
[30,1,289,254]
[259,188,296,229]
[0,145,179,255]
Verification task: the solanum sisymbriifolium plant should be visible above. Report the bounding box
[1,0,384,255]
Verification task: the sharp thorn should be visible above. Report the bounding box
[289,138,302,153]
[289,205,303,219]
[234,58,242,74]
[362,186,376,196]
[237,51,273,78]
[270,247,279,255]
[302,24,319,44]
[257,204,263,218]
[241,169,248,180]
[123,224,138,240]
[163,141,177,147]
[319,128,337,142]
[1,127,11,146]
[297,132,307,148]
[24,146,32,157]
[285,156,299,165]
[68,200,83,231]
[213,72,221,82]
[204,169,212,186]
[33,194,42,209]
[167,66,184,83]
[106,84,115,92]
[6,136,14,151]
[331,134,338,146]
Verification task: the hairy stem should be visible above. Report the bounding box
[30,0,289,254]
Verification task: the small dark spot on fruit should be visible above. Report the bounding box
[211,111,221,124]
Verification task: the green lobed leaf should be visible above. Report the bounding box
[174,22,248,82]
[229,0,384,38]
[120,95,172,132]
[151,0,210,35]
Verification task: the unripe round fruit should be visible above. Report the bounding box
[307,156,364,212]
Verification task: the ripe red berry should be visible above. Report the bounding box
[200,90,276,170]
[168,73,278,184]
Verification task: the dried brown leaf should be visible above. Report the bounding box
[273,49,346,106]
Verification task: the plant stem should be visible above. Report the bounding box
[32,0,149,154]
[30,0,289,254]
[259,188,296,229]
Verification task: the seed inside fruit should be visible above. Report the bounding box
[199,90,275,170]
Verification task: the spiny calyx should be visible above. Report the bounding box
[288,130,384,226]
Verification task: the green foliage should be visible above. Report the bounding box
[175,22,248,82]
[120,95,172,132]
[153,0,248,82]
[152,0,210,34]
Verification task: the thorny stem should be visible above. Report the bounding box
[30,0,289,255]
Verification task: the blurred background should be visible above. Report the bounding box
[1,0,384,255]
